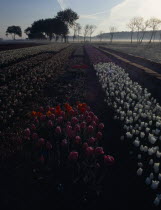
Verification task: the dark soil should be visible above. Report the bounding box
[0,46,158,210]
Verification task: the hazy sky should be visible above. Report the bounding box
[0,0,161,39]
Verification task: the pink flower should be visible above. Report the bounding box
[72,117,79,124]
[50,114,55,120]
[31,124,36,130]
[34,118,39,124]
[46,141,52,150]
[40,115,46,121]
[57,116,63,124]
[79,114,84,121]
[61,139,68,147]
[89,112,94,118]
[24,128,31,137]
[86,116,92,123]
[95,147,104,155]
[75,136,81,144]
[39,155,45,164]
[98,123,104,130]
[75,124,81,132]
[87,125,94,133]
[104,155,115,165]
[82,142,88,150]
[91,121,97,127]
[32,133,38,140]
[69,109,75,116]
[48,120,53,127]
[86,147,94,156]
[60,111,65,117]
[68,151,78,161]
[50,107,55,112]
[96,132,103,140]
[55,126,62,135]
[84,111,89,117]
[93,116,99,123]
[39,106,44,112]
[88,137,96,145]
[80,121,86,129]
[37,138,45,147]
[67,121,71,126]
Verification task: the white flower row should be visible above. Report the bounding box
[0,43,69,66]
[93,62,161,206]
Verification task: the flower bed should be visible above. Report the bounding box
[0,43,69,67]
[85,45,161,206]
[0,45,76,159]
[22,102,114,195]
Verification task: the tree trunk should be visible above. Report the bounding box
[149,31,154,44]
[130,31,133,44]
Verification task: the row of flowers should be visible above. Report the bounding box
[22,103,114,190]
[0,45,76,159]
[0,43,69,67]
[86,46,161,206]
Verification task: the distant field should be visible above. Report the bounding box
[97,42,161,64]
[0,42,46,51]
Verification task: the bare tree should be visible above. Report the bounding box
[98,31,104,42]
[127,18,136,44]
[76,23,81,42]
[139,20,150,43]
[89,25,96,42]
[109,26,117,43]
[148,17,161,43]
[83,24,90,42]
[133,17,144,43]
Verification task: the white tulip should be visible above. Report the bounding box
[158,174,161,181]
[137,168,143,176]
[154,163,160,173]
[151,180,159,190]
[149,159,154,165]
[145,177,151,185]
[156,151,161,158]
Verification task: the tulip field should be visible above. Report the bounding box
[0,43,161,210]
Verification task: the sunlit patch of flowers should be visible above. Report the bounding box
[0,43,69,67]
[93,62,161,206]
[23,102,114,191]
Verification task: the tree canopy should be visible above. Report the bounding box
[6,26,22,40]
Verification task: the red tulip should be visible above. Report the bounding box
[104,155,115,165]
[68,151,78,161]
[80,121,86,129]
[32,133,38,140]
[95,147,104,155]
[39,106,44,112]
[72,117,79,124]
[96,132,103,140]
[48,120,53,127]
[39,155,45,164]
[75,136,81,144]
[86,116,92,123]
[61,139,68,147]
[82,142,88,150]
[55,126,62,135]
[31,124,36,130]
[24,128,31,137]
[87,125,94,133]
[98,123,104,130]
[89,112,94,118]
[37,138,45,146]
[75,124,81,132]
[46,141,52,150]
[86,147,94,156]
[88,137,96,145]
